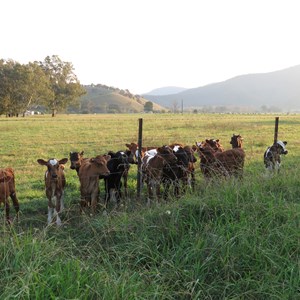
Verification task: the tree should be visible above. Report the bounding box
[0,60,51,116]
[144,101,153,112]
[17,62,53,116]
[38,55,86,117]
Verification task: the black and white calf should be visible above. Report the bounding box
[264,141,288,172]
[104,151,130,207]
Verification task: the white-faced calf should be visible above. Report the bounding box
[37,158,68,226]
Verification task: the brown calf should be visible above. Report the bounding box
[230,134,244,149]
[198,144,245,179]
[78,154,110,214]
[195,139,224,153]
[0,168,19,223]
[70,151,86,175]
[37,158,68,226]
[183,145,198,191]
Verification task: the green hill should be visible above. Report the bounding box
[78,84,166,113]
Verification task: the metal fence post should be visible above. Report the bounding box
[136,118,143,201]
[274,116,279,144]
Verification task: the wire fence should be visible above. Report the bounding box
[0,114,295,181]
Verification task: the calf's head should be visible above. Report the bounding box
[230,134,244,148]
[90,154,111,176]
[37,158,68,181]
[157,145,177,164]
[276,141,288,155]
[205,139,224,152]
[107,151,130,173]
[70,151,84,170]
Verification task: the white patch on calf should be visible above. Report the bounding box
[277,141,286,151]
[60,191,64,211]
[265,148,271,158]
[53,208,62,226]
[49,159,58,166]
[109,189,117,203]
[146,149,157,156]
[173,145,180,152]
[145,155,154,164]
[48,206,53,224]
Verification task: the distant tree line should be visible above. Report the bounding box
[0,55,86,117]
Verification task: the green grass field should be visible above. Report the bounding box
[0,113,299,299]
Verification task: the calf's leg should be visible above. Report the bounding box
[10,191,20,221]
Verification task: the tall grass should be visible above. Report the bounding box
[0,113,299,299]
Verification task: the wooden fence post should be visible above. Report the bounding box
[274,116,279,144]
[136,118,143,201]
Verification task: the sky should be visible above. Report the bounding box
[2,0,300,94]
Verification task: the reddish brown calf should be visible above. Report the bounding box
[70,151,86,175]
[0,168,19,223]
[198,144,245,179]
[78,154,110,214]
[230,134,244,149]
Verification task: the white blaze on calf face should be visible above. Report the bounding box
[49,159,58,166]
[173,145,180,152]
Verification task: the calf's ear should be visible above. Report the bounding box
[104,155,111,162]
[283,141,287,145]
[37,159,47,165]
[157,147,163,153]
[59,158,68,165]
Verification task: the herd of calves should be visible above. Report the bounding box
[0,134,288,225]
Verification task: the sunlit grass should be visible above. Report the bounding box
[0,113,299,298]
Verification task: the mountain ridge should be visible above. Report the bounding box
[142,65,300,112]
[144,86,188,95]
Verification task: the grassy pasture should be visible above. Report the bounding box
[0,113,299,299]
